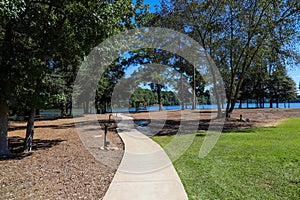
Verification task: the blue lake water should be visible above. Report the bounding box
[110,102,300,112]
[40,102,300,118]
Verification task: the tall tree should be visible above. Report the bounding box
[158,0,300,117]
[0,0,135,155]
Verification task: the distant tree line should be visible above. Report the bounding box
[129,87,180,107]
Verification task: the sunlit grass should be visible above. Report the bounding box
[152,118,300,199]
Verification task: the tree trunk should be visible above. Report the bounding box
[84,101,89,114]
[35,109,40,116]
[192,71,196,110]
[239,99,242,109]
[180,72,184,110]
[192,89,196,110]
[60,102,67,117]
[69,101,72,116]
[181,100,185,110]
[246,99,249,108]
[0,103,10,156]
[276,98,279,108]
[270,98,273,108]
[211,74,223,118]
[225,97,232,118]
[157,84,163,111]
[260,98,264,108]
[24,108,35,152]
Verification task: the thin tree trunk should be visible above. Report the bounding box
[35,109,40,116]
[180,72,184,110]
[205,50,222,118]
[24,108,35,152]
[69,101,72,115]
[259,98,263,108]
[239,99,242,109]
[270,98,273,108]
[84,101,89,114]
[0,103,10,156]
[60,102,66,117]
[192,66,196,110]
[226,97,232,118]
[215,87,222,118]
[157,84,163,111]
[192,88,196,110]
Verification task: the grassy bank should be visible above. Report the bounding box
[152,118,300,199]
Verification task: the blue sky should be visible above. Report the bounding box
[133,0,300,90]
[140,0,160,11]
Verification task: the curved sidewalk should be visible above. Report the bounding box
[103,114,188,200]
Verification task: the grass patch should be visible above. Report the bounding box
[152,118,300,200]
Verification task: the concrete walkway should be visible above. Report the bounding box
[103,114,188,200]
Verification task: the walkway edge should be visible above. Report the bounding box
[103,114,188,200]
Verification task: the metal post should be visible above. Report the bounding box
[109,114,112,124]
[104,123,108,150]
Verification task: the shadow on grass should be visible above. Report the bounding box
[222,128,257,134]
[0,136,65,161]
[195,133,206,137]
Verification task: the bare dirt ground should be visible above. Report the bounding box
[1,109,299,200]
[0,114,123,200]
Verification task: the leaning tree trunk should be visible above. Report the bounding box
[24,108,35,152]
[0,103,10,156]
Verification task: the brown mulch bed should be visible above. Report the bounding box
[128,108,300,135]
[0,114,123,200]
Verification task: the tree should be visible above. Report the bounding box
[131,59,168,111]
[158,0,300,117]
[0,0,27,155]
[0,0,135,155]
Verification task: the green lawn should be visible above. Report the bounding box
[152,118,300,200]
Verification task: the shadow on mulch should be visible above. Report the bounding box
[0,136,65,161]
[75,119,119,133]
[8,123,75,132]
[128,117,256,136]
